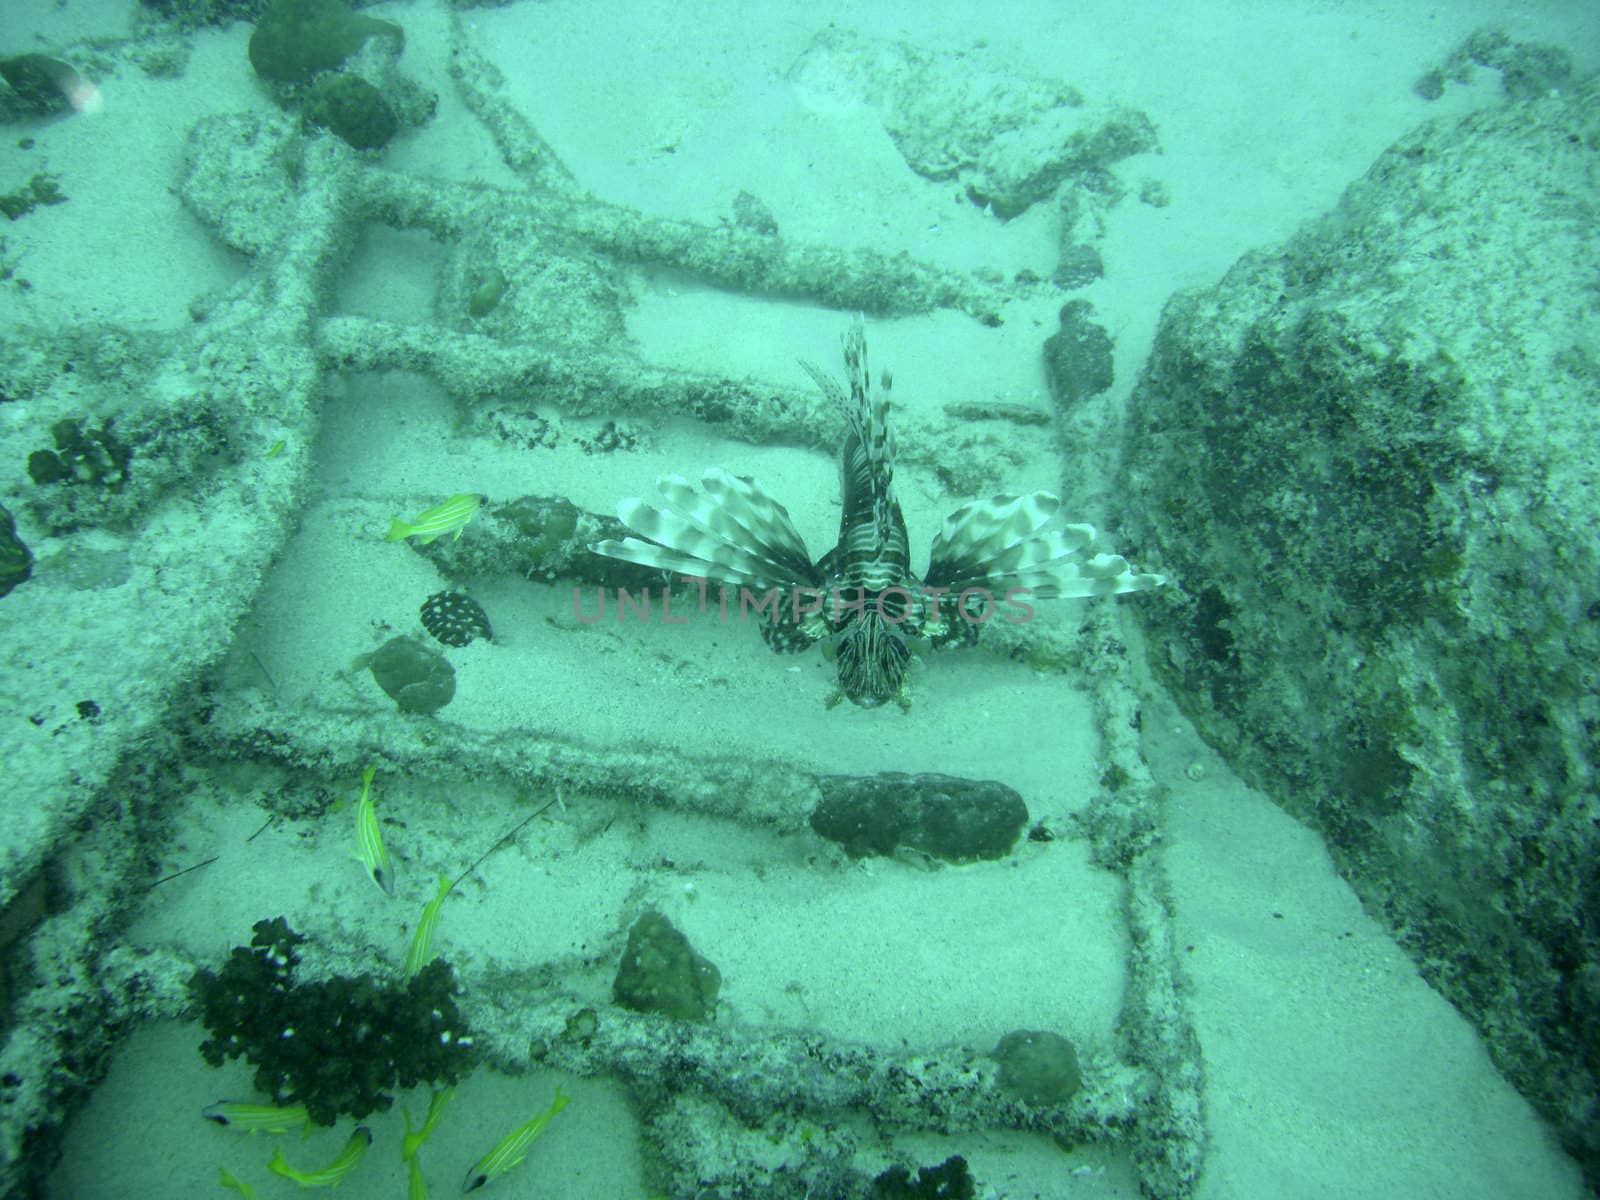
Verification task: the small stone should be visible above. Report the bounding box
[368,636,455,714]
[1043,300,1114,407]
[612,911,720,1022]
[992,1029,1081,1106]
[304,74,398,152]
[811,772,1028,863]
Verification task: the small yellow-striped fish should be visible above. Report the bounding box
[408,1153,429,1200]
[268,1126,371,1187]
[355,764,395,897]
[385,494,481,544]
[401,1085,455,1162]
[218,1165,256,1198]
[405,874,453,978]
[462,1087,569,1192]
[202,1101,311,1135]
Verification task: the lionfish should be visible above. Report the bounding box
[590,319,1164,707]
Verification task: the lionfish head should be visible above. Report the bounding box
[833,609,911,707]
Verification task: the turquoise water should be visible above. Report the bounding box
[1,3,1595,1198]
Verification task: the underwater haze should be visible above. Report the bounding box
[1,1,1597,1198]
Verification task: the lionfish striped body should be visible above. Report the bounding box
[591,319,1164,707]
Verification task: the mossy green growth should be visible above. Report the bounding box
[27,418,130,489]
[304,73,397,151]
[248,0,404,84]
[0,174,67,221]
[466,267,508,318]
[502,495,581,577]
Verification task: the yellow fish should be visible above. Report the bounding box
[268,1126,371,1187]
[462,1087,569,1192]
[401,1085,454,1162]
[354,764,395,897]
[407,1154,429,1200]
[385,494,481,544]
[203,1100,311,1135]
[405,874,453,979]
[218,1165,257,1198]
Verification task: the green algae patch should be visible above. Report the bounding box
[466,267,508,318]
[0,174,67,221]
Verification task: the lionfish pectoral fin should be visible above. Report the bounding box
[589,468,819,591]
[925,491,1166,599]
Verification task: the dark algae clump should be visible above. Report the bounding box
[190,917,474,1125]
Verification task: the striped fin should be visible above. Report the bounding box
[590,469,818,589]
[803,316,909,596]
[926,492,1165,599]
[803,316,895,505]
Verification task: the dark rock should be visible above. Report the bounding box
[0,505,31,598]
[0,173,68,221]
[1051,243,1103,289]
[811,772,1028,863]
[247,0,403,85]
[27,419,130,489]
[1043,300,1114,408]
[26,450,69,485]
[731,189,778,236]
[872,1154,976,1200]
[304,73,397,151]
[466,267,508,318]
[612,911,720,1022]
[367,636,454,714]
[1412,69,1445,102]
[991,1029,1081,1106]
[1117,74,1600,1183]
[1457,29,1572,100]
